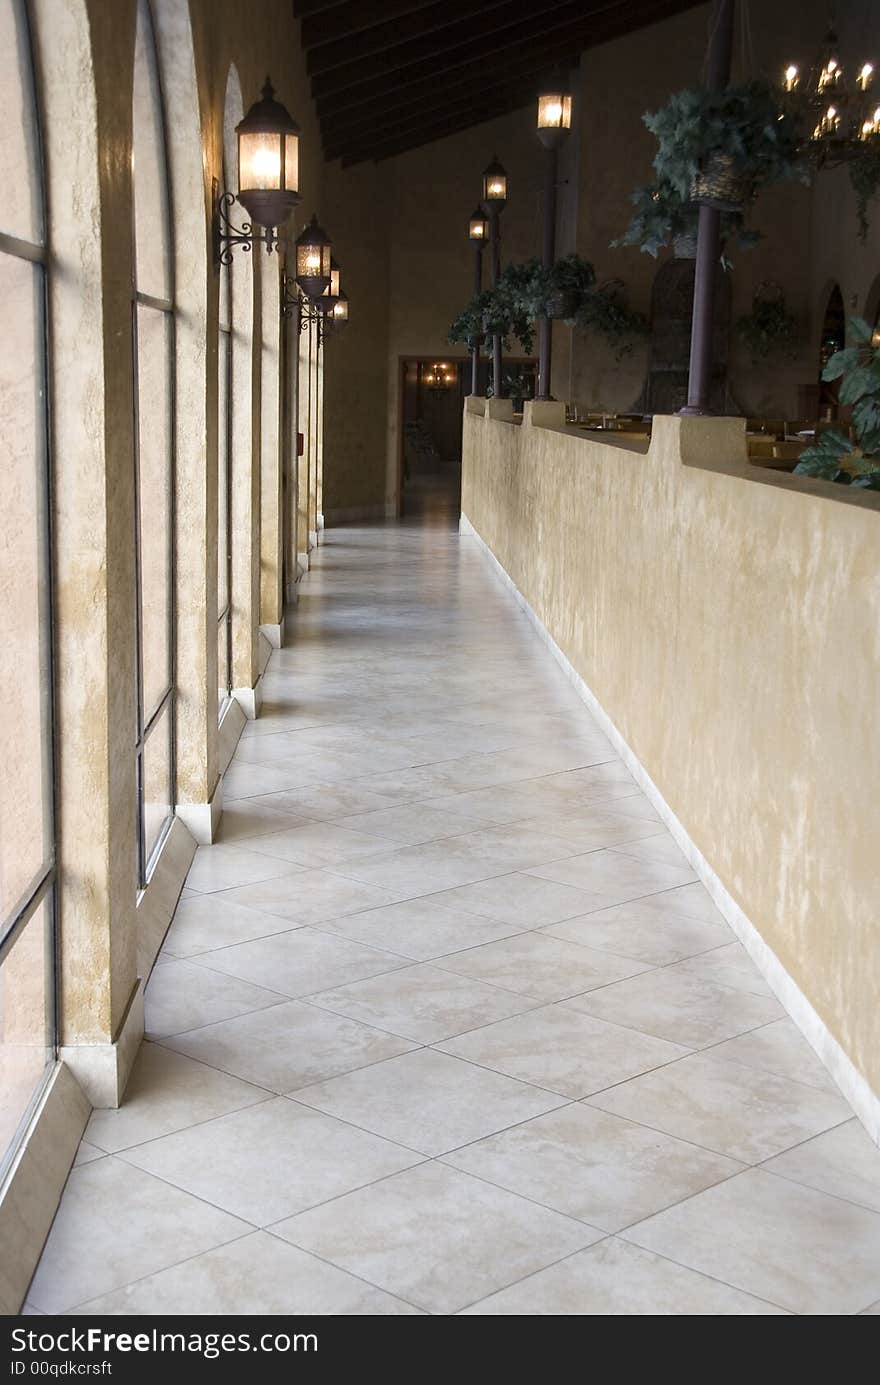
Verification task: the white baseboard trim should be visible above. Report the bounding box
[317,512,325,531]
[460,511,880,1144]
[59,976,144,1110]
[0,1062,90,1314]
[309,529,318,549]
[176,776,223,845]
[297,551,310,576]
[233,674,263,721]
[260,619,285,650]
[323,504,386,524]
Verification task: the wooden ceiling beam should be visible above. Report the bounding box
[302,1,465,54]
[307,0,575,77]
[314,8,620,117]
[327,0,698,163]
[339,96,533,166]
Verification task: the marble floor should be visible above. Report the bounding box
[27,516,880,1315]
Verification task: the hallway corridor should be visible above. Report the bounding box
[28,520,880,1316]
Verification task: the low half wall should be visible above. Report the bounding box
[461,398,880,1137]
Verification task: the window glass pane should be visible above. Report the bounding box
[142,706,172,868]
[218,614,230,708]
[0,254,50,919]
[132,0,171,301]
[136,303,172,722]
[0,895,53,1178]
[218,329,230,621]
[0,0,41,243]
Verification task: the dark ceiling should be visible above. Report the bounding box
[293,0,704,165]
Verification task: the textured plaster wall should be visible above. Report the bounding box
[462,408,880,1099]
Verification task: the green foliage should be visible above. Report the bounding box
[794,317,880,490]
[449,255,644,361]
[847,141,880,241]
[736,297,799,362]
[645,81,807,203]
[615,180,762,258]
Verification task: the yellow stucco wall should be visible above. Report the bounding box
[462,406,880,1099]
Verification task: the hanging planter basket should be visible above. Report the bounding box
[672,231,698,259]
[545,289,580,321]
[690,153,753,212]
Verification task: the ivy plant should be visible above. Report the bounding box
[794,317,880,490]
[615,179,761,259]
[736,296,799,362]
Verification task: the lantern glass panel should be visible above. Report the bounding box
[284,132,299,195]
[483,173,507,202]
[537,92,572,130]
[238,130,283,191]
[469,215,488,240]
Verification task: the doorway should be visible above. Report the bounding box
[398,357,467,521]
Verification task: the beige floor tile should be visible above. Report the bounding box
[244,821,395,868]
[527,848,697,905]
[145,957,286,1038]
[569,967,782,1048]
[306,961,537,1043]
[623,1168,880,1315]
[122,1097,422,1225]
[460,1237,789,1315]
[259,783,406,821]
[27,1158,249,1314]
[609,831,694,870]
[433,871,609,928]
[315,896,523,960]
[762,1119,880,1213]
[435,932,649,1002]
[72,1141,105,1167]
[705,1018,841,1096]
[637,880,723,922]
[219,760,324,800]
[272,1161,599,1314]
[444,1103,741,1231]
[587,1051,852,1162]
[161,893,297,959]
[220,868,398,926]
[292,1048,565,1155]
[438,1002,688,1098]
[335,803,491,846]
[543,896,734,966]
[215,799,311,843]
[666,942,775,997]
[184,843,305,894]
[331,844,506,895]
[193,926,406,999]
[85,1043,268,1153]
[161,999,417,1093]
[513,810,664,854]
[70,1233,423,1315]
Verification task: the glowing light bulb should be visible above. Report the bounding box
[253,148,280,180]
[544,102,562,124]
[305,252,321,271]
[859,62,875,90]
[784,64,799,91]
[488,181,503,195]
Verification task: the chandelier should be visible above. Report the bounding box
[781,29,879,165]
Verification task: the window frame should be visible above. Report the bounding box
[131,0,177,889]
[0,0,58,1180]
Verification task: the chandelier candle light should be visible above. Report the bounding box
[782,33,878,161]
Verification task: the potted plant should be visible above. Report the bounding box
[615,179,762,259]
[644,80,807,212]
[794,316,880,490]
[736,283,799,362]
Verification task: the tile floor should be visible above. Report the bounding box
[27,516,880,1316]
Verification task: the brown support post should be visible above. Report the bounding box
[490,209,502,398]
[680,0,735,416]
[471,239,484,395]
[536,143,558,400]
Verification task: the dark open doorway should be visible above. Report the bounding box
[398,356,467,522]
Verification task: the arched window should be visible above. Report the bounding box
[0,0,55,1176]
[217,73,240,716]
[132,0,175,883]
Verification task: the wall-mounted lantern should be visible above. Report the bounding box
[214,77,301,266]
